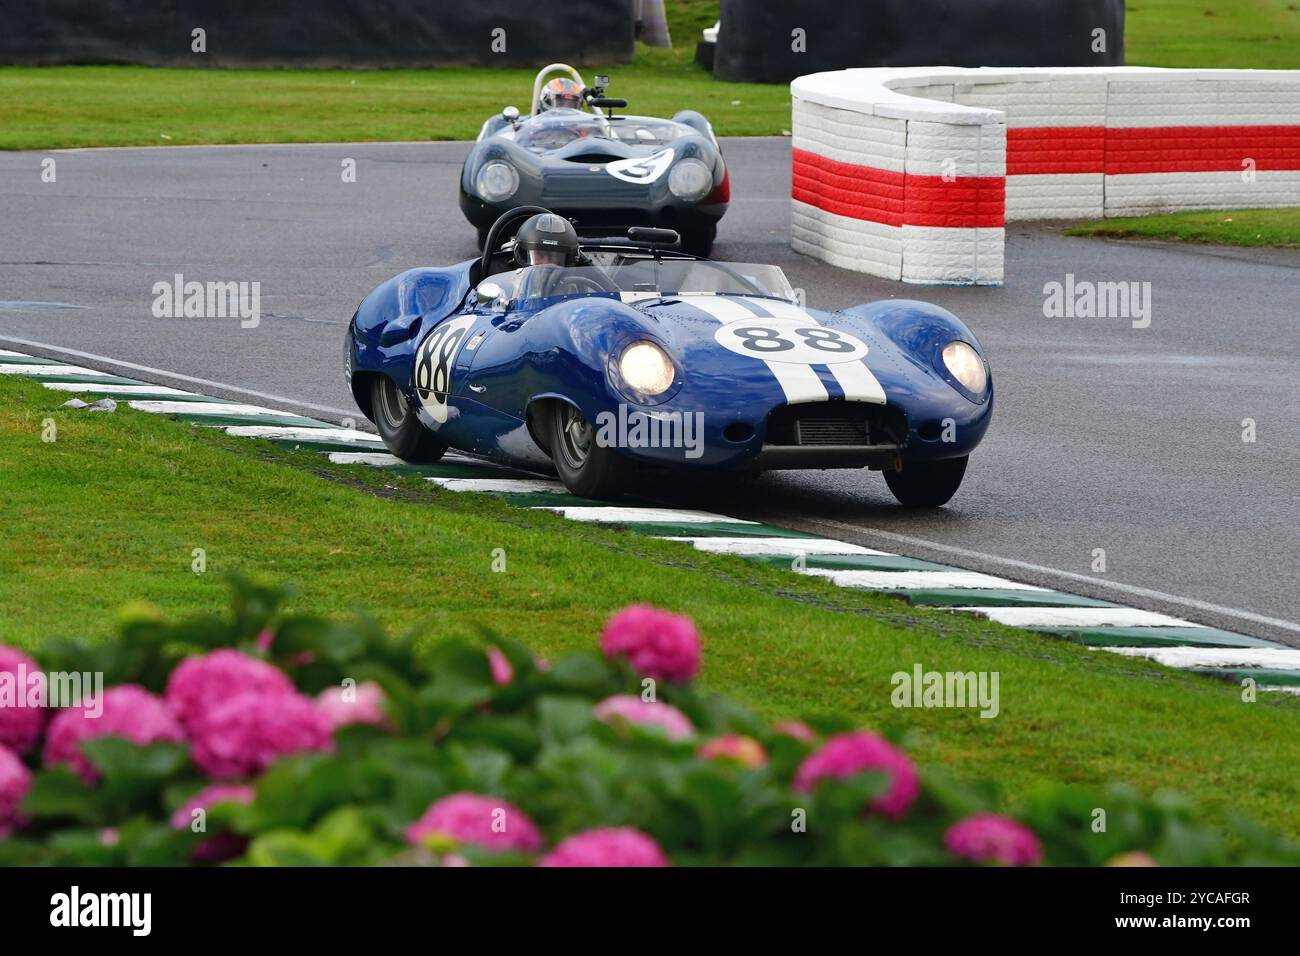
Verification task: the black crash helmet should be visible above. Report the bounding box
[513,213,580,267]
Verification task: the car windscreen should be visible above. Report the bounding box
[513,113,686,153]
[507,260,797,306]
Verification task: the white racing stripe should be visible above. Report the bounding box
[960,606,1199,628]
[536,506,756,524]
[0,363,103,376]
[755,299,887,403]
[429,477,568,494]
[1100,646,1300,671]
[689,295,828,403]
[803,569,1049,591]
[0,349,31,356]
[128,400,306,418]
[224,426,384,443]
[663,536,891,557]
[43,382,198,396]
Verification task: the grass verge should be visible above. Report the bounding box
[1065,207,1300,248]
[2,1,1298,149]
[2,373,1299,835]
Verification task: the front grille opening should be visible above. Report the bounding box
[766,402,906,447]
[565,153,621,165]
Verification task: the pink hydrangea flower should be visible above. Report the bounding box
[773,720,816,744]
[697,734,768,768]
[0,745,31,836]
[594,695,694,741]
[169,784,256,831]
[43,684,184,783]
[599,605,701,682]
[0,646,48,754]
[406,793,542,853]
[945,813,1043,867]
[189,690,333,779]
[165,649,295,731]
[540,827,669,867]
[316,681,391,732]
[487,648,514,686]
[793,731,919,821]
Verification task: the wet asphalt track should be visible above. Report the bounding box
[0,138,1296,642]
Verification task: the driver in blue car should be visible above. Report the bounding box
[514,212,581,268]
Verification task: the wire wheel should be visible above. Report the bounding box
[556,404,595,470]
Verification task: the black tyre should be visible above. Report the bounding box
[369,375,447,463]
[681,224,716,258]
[476,226,491,252]
[546,403,629,499]
[883,456,968,507]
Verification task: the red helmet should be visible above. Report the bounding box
[540,77,583,112]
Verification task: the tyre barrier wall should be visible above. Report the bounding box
[0,0,634,68]
[790,67,1300,285]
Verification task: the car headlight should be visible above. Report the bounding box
[668,158,713,202]
[619,341,676,395]
[941,341,988,394]
[476,161,519,202]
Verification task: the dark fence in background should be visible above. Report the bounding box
[0,0,635,68]
[714,0,1125,83]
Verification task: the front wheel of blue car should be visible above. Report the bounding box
[370,376,447,464]
[547,403,629,500]
[883,456,968,508]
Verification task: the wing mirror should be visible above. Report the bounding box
[502,106,519,123]
[475,280,508,312]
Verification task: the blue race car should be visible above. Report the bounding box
[344,207,992,506]
[460,64,728,257]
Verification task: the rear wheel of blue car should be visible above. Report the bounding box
[883,456,968,507]
[370,376,447,464]
[548,403,629,499]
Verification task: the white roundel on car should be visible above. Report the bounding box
[713,320,869,365]
[413,316,477,423]
[606,148,675,184]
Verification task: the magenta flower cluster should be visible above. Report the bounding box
[0,647,47,754]
[0,745,30,836]
[599,605,701,682]
[44,685,185,783]
[793,730,920,821]
[405,792,667,867]
[944,813,1043,867]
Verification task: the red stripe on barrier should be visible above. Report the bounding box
[1104,125,1300,174]
[792,148,1004,228]
[1005,125,1300,175]
[1007,127,1106,175]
